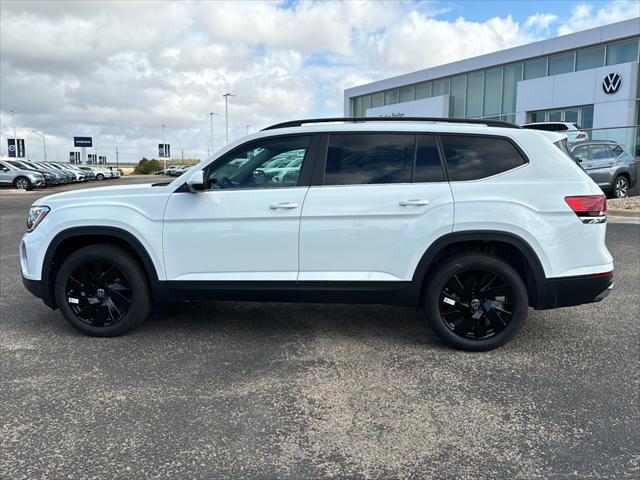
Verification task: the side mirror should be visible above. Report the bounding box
[187,170,205,192]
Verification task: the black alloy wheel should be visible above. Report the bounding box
[424,253,528,351]
[613,175,629,198]
[65,262,132,327]
[439,269,513,340]
[55,244,151,336]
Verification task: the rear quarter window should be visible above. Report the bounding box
[440,135,527,181]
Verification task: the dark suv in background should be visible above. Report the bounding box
[570,140,638,198]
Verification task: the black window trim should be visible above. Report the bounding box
[176,133,321,193]
[437,132,530,182]
[311,131,449,187]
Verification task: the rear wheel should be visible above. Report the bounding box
[14,176,32,190]
[423,253,528,351]
[612,175,629,198]
[54,244,151,336]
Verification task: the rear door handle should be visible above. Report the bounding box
[269,202,299,210]
[399,199,430,207]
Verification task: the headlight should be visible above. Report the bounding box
[26,205,50,232]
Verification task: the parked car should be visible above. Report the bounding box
[46,163,85,182]
[0,160,45,190]
[21,117,613,351]
[6,160,64,186]
[41,163,73,184]
[76,166,97,180]
[570,140,638,198]
[521,122,588,144]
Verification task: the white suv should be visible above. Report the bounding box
[521,121,588,144]
[21,118,613,351]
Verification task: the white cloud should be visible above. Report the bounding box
[525,13,558,31]
[557,1,639,35]
[0,1,636,163]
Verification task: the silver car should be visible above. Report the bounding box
[570,140,638,198]
[0,160,45,190]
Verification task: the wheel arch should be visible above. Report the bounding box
[409,231,547,308]
[41,226,162,308]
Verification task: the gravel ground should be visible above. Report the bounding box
[1,178,639,479]
[609,196,640,211]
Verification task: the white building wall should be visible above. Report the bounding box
[366,95,450,117]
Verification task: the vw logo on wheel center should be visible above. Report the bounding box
[602,72,622,94]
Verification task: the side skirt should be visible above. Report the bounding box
[159,280,417,306]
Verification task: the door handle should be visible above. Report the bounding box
[399,199,430,207]
[269,202,299,210]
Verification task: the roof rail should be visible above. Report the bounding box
[262,116,521,131]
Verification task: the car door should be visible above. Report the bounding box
[163,134,318,283]
[587,144,615,188]
[0,161,13,185]
[298,132,454,287]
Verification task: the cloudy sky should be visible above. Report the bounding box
[1,0,638,163]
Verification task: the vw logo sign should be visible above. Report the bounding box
[8,145,15,152]
[602,72,622,94]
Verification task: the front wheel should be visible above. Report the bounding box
[423,253,529,351]
[96,173,105,180]
[14,176,32,190]
[54,244,151,336]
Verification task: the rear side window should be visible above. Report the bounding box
[590,145,610,160]
[610,145,624,156]
[324,134,414,185]
[440,135,526,181]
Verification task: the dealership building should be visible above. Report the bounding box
[344,18,640,153]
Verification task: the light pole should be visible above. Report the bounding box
[10,109,17,156]
[246,124,250,135]
[161,124,166,171]
[209,112,218,155]
[30,129,47,161]
[222,93,235,144]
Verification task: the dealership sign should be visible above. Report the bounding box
[74,136,93,147]
[159,143,170,158]
[7,139,25,158]
[602,72,622,94]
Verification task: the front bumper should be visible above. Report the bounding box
[538,271,613,309]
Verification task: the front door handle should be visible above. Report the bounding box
[399,199,430,207]
[269,202,299,210]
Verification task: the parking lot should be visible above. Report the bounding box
[1,177,638,479]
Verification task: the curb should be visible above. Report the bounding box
[608,208,640,218]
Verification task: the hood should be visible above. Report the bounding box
[35,182,172,206]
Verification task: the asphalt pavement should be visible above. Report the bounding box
[1,177,639,479]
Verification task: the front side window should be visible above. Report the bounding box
[324,134,414,185]
[207,135,311,190]
[441,135,526,181]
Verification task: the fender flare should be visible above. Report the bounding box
[41,226,161,307]
[408,230,547,307]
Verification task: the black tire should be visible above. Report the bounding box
[96,173,105,181]
[423,253,529,351]
[54,244,151,337]
[14,176,32,190]
[612,175,629,198]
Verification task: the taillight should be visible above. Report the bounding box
[575,133,587,140]
[565,195,606,223]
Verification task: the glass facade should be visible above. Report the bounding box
[527,105,595,129]
[349,37,639,121]
[576,46,605,71]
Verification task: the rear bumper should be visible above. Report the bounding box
[538,271,613,309]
